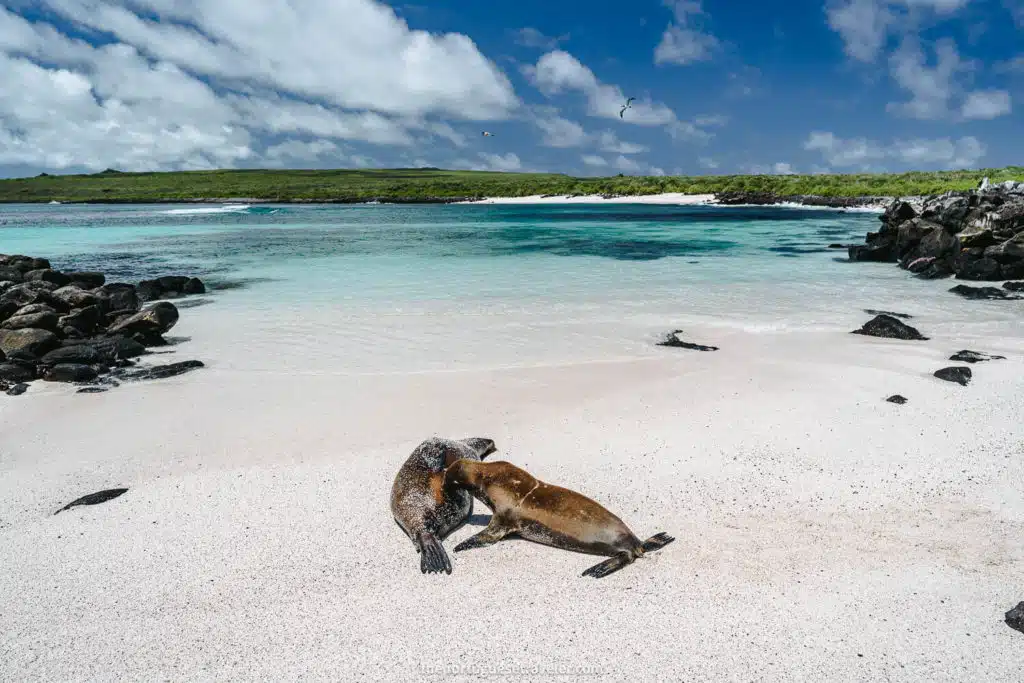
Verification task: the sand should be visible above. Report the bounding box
[2,303,1023,681]
[458,193,717,205]
[456,193,889,212]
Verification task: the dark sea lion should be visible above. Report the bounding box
[390,437,497,575]
[446,460,674,578]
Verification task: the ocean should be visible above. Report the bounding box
[2,202,1018,373]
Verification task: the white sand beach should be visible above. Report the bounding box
[2,290,1023,681]
[459,193,717,205]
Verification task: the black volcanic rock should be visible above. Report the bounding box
[0,328,60,356]
[43,363,98,383]
[106,302,178,337]
[949,284,1021,300]
[117,359,205,381]
[886,395,908,405]
[41,345,104,366]
[934,366,972,386]
[1006,602,1024,634]
[851,315,928,341]
[949,350,1005,363]
[864,309,913,319]
[657,330,719,351]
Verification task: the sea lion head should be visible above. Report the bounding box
[459,437,497,460]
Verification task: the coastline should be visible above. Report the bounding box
[15,191,892,211]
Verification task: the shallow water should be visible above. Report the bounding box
[2,202,1020,372]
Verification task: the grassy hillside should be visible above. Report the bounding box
[1,166,1022,203]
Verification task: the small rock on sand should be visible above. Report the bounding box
[934,366,972,386]
[851,315,928,341]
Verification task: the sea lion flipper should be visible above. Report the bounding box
[417,531,452,575]
[452,522,510,553]
[641,532,675,552]
[582,551,634,579]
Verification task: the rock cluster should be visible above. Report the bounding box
[714,192,885,209]
[849,182,1024,281]
[0,253,206,396]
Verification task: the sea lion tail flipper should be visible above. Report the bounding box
[641,532,675,553]
[582,551,634,579]
[418,532,452,575]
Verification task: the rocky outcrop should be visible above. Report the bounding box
[0,254,208,396]
[714,192,886,208]
[851,315,928,340]
[137,275,206,301]
[849,183,1024,281]
[886,395,908,405]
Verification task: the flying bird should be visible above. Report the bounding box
[482,131,493,137]
[619,97,635,119]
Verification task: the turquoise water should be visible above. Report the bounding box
[4,201,1021,372]
[1,203,874,303]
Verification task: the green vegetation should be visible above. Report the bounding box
[2,166,1023,203]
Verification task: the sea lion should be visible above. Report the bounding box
[445,459,674,578]
[390,437,497,575]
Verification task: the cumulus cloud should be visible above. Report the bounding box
[804,131,985,169]
[582,155,609,167]
[512,28,568,50]
[742,162,798,175]
[532,116,589,148]
[0,1,519,172]
[525,50,676,125]
[826,0,973,63]
[523,49,717,144]
[698,157,720,170]
[886,37,969,119]
[655,1,719,66]
[456,152,523,172]
[596,131,648,154]
[961,89,1012,120]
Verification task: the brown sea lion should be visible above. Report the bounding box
[445,459,674,578]
[390,437,497,575]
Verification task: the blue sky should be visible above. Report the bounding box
[0,0,1021,178]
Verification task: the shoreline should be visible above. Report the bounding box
[10,192,892,211]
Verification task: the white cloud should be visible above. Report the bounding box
[533,116,588,148]
[596,131,648,154]
[886,37,969,119]
[804,131,888,166]
[654,1,719,66]
[826,0,893,62]
[512,28,568,50]
[581,154,608,167]
[36,0,518,120]
[698,157,719,169]
[826,0,974,63]
[475,152,523,172]
[741,162,798,175]
[524,50,678,125]
[0,1,520,172]
[804,131,986,169]
[960,89,1012,120]
[263,139,340,166]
